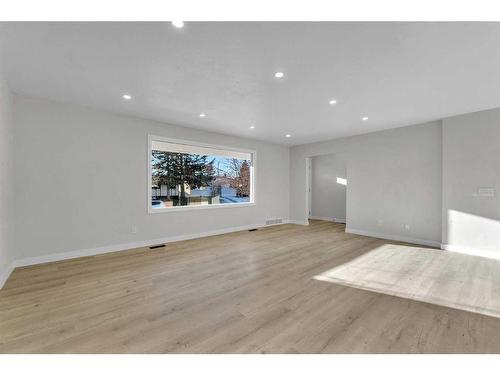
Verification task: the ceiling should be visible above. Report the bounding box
[1,22,499,145]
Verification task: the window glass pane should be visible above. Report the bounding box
[151,140,253,209]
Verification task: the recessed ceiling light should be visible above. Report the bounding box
[329,99,337,105]
[285,134,291,138]
[249,125,255,129]
[199,113,206,118]
[274,71,284,79]
[171,21,184,28]
[122,94,132,100]
[362,117,369,121]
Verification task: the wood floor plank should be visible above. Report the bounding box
[2,220,500,353]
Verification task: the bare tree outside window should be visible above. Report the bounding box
[150,139,254,210]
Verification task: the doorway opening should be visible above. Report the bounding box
[308,154,347,224]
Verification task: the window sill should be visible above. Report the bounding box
[148,202,256,214]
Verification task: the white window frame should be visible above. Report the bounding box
[147,134,256,213]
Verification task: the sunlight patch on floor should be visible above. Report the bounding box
[314,244,500,318]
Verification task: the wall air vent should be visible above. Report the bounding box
[265,218,284,226]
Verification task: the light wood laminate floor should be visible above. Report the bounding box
[1,220,500,353]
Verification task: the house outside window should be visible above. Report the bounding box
[148,135,255,213]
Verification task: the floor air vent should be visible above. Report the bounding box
[149,244,166,250]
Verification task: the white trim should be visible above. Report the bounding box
[441,243,500,260]
[305,157,312,220]
[9,221,288,269]
[289,220,310,226]
[309,215,333,221]
[309,216,346,223]
[147,134,257,214]
[345,227,441,248]
[149,202,256,213]
[0,263,15,289]
[149,134,256,155]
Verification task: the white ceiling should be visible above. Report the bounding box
[1,22,499,145]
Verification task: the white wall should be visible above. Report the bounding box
[13,96,290,260]
[290,121,442,246]
[8,92,500,275]
[311,154,346,221]
[0,68,15,286]
[442,108,500,258]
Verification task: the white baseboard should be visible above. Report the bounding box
[441,243,500,260]
[0,220,289,288]
[309,216,346,224]
[0,263,15,289]
[289,220,310,226]
[345,227,441,248]
[309,216,333,221]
